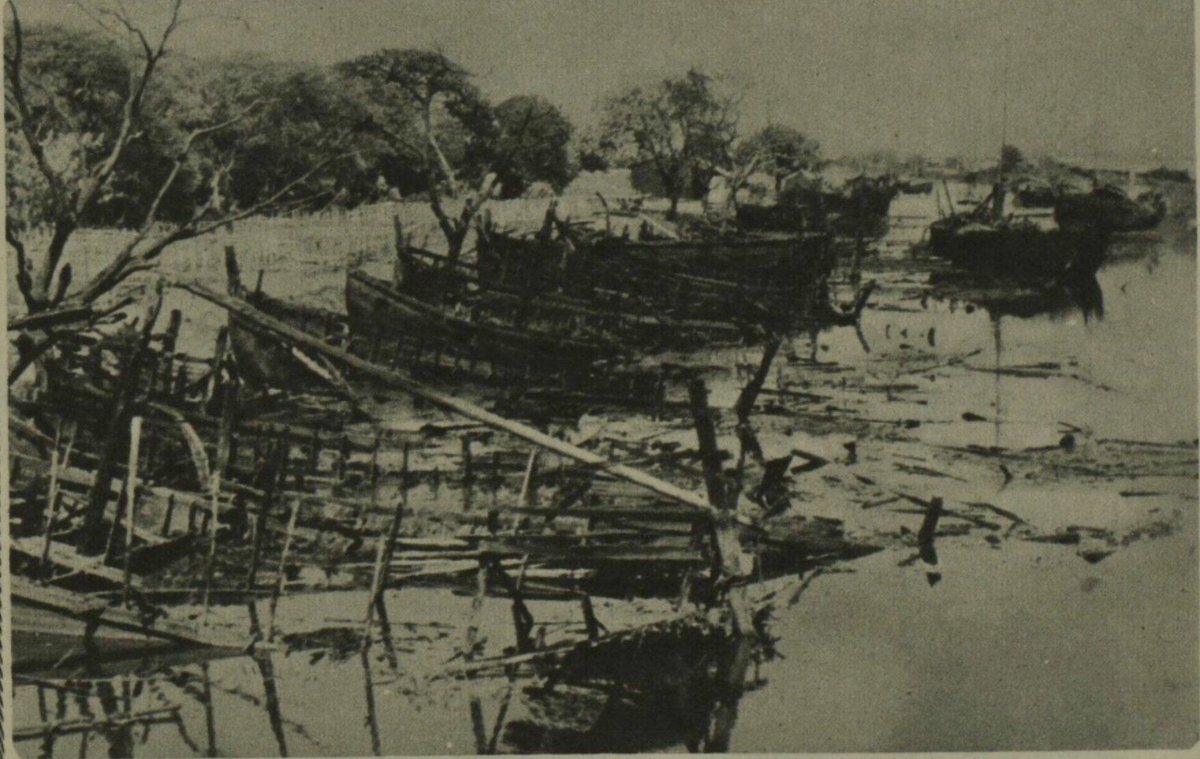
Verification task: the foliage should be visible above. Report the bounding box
[737,125,819,190]
[598,68,738,216]
[491,95,575,198]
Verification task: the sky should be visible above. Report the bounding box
[17,0,1197,166]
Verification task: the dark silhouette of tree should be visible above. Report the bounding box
[491,95,575,198]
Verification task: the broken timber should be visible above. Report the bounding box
[176,281,722,522]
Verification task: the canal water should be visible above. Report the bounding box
[11,192,1198,754]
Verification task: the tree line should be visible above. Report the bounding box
[5,0,821,351]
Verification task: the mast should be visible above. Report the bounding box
[992,33,1011,222]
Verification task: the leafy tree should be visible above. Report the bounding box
[737,125,819,193]
[598,68,738,219]
[339,48,498,264]
[5,0,352,383]
[490,95,575,198]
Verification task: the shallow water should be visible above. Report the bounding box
[11,194,1199,753]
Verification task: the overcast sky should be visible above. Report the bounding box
[18,0,1196,165]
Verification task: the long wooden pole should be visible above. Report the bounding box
[40,421,75,580]
[122,416,143,606]
[177,282,719,519]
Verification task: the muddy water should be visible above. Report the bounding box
[11,197,1199,754]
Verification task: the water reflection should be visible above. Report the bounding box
[927,270,1105,322]
[12,618,773,757]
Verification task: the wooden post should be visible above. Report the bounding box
[463,557,488,662]
[266,495,302,642]
[39,420,75,580]
[490,450,501,509]
[157,309,183,398]
[688,379,753,633]
[203,377,238,623]
[361,648,383,756]
[158,493,176,537]
[517,449,539,507]
[203,327,229,408]
[918,496,944,566]
[245,442,282,591]
[201,662,217,757]
[78,284,163,555]
[461,435,474,511]
[363,444,408,647]
[122,416,143,607]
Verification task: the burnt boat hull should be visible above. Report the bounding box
[345,268,622,376]
[928,220,1107,280]
[582,234,837,326]
[401,243,750,349]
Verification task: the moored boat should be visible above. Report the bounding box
[1054,185,1166,232]
[928,184,1108,281]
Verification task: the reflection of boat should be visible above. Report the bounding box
[929,269,1104,321]
[1055,185,1166,232]
[500,629,754,753]
[928,184,1108,280]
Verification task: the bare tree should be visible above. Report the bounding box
[5,0,349,384]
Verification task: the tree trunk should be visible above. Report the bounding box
[667,193,681,220]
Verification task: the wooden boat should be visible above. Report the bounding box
[477,224,838,329]
[401,239,750,349]
[737,177,896,237]
[10,576,246,674]
[1054,185,1166,232]
[928,185,1108,281]
[585,232,838,326]
[345,267,641,389]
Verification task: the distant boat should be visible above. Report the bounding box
[1054,185,1166,232]
[928,184,1108,281]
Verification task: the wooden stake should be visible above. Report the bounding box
[266,494,301,642]
[517,449,538,507]
[363,444,408,647]
[39,420,75,580]
[122,416,143,606]
[203,376,238,624]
